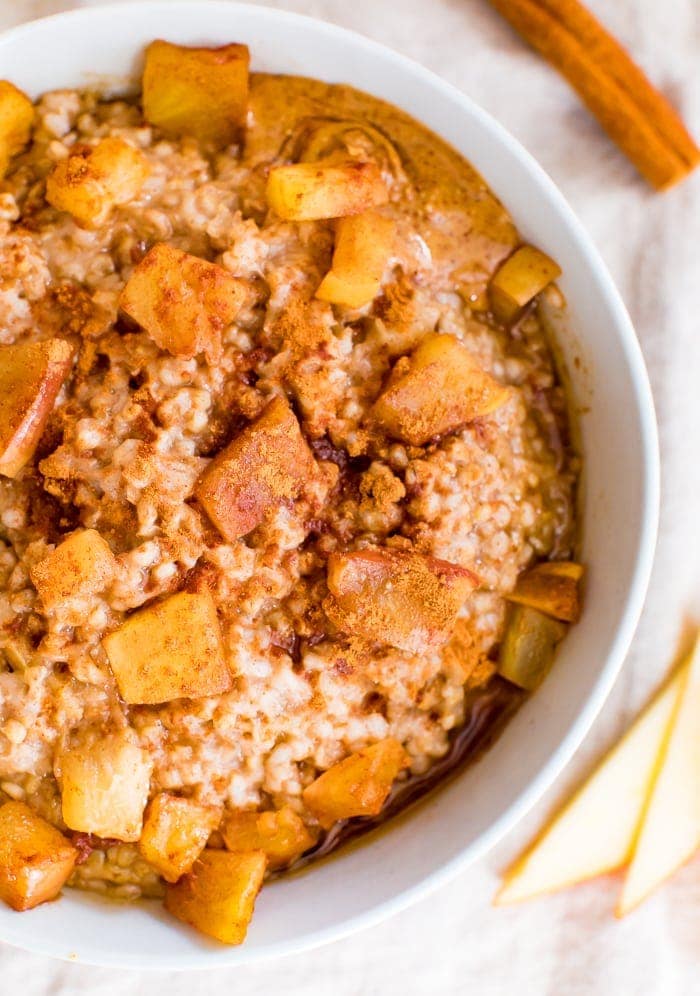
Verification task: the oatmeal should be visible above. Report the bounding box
[0,41,580,941]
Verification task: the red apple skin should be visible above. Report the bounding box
[0,338,73,478]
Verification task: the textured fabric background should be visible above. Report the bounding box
[0,1,698,992]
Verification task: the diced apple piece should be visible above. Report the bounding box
[489,245,561,325]
[222,806,317,870]
[102,590,231,705]
[0,338,73,479]
[303,739,409,829]
[324,547,478,654]
[316,211,395,308]
[0,81,34,177]
[143,40,249,147]
[139,794,221,883]
[195,395,317,542]
[60,732,152,842]
[45,137,150,228]
[31,528,116,609]
[498,604,568,691]
[119,243,246,361]
[165,849,266,945]
[371,332,510,446]
[506,561,584,623]
[266,160,389,221]
[0,801,77,911]
[618,636,700,916]
[496,663,688,905]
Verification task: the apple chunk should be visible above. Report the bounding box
[497,604,568,691]
[266,160,389,221]
[119,243,247,361]
[316,210,395,308]
[60,732,152,842]
[139,794,221,883]
[371,333,510,446]
[489,245,561,325]
[495,663,687,905]
[0,801,78,911]
[165,849,266,945]
[0,338,73,479]
[222,806,317,870]
[506,561,584,623]
[618,637,700,915]
[195,395,317,542]
[46,137,150,228]
[0,81,34,177]
[303,739,409,829]
[143,40,249,147]
[102,590,231,705]
[323,547,478,654]
[31,528,117,609]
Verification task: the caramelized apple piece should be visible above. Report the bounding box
[60,732,152,842]
[316,210,395,308]
[0,338,73,479]
[0,801,77,911]
[266,160,389,221]
[324,547,478,654]
[371,332,509,446]
[0,81,34,177]
[303,739,409,829]
[102,590,230,705]
[45,137,150,228]
[195,395,317,542]
[498,604,568,691]
[139,794,221,883]
[222,806,317,870]
[31,529,116,609]
[119,243,246,360]
[507,561,584,623]
[489,245,561,324]
[165,849,266,945]
[143,40,249,147]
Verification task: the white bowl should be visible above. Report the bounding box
[0,1,658,969]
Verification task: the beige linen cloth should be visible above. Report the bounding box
[0,0,698,992]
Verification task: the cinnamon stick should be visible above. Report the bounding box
[487,0,700,190]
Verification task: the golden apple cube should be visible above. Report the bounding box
[0,81,34,177]
[266,160,389,221]
[0,338,73,479]
[31,528,117,609]
[0,801,77,911]
[323,547,478,654]
[165,849,266,945]
[222,806,317,870]
[46,136,150,228]
[143,40,249,147]
[303,739,409,829]
[60,733,152,842]
[119,243,246,360]
[371,332,510,446]
[489,245,561,324]
[316,210,395,308]
[102,590,231,705]
[506,561,584,623]
[139,794,221,883]
[498,604,568,691]
[195,395,317,542]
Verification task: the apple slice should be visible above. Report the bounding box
[617,637,700,915]
[495,661,688,905]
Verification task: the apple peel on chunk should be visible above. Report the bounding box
[617,636,700,916]
[0,338,73,479]
[324,547,478,654]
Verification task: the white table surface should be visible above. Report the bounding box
[1,1,699,992]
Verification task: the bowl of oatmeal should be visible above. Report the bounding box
[0,1,658,968]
